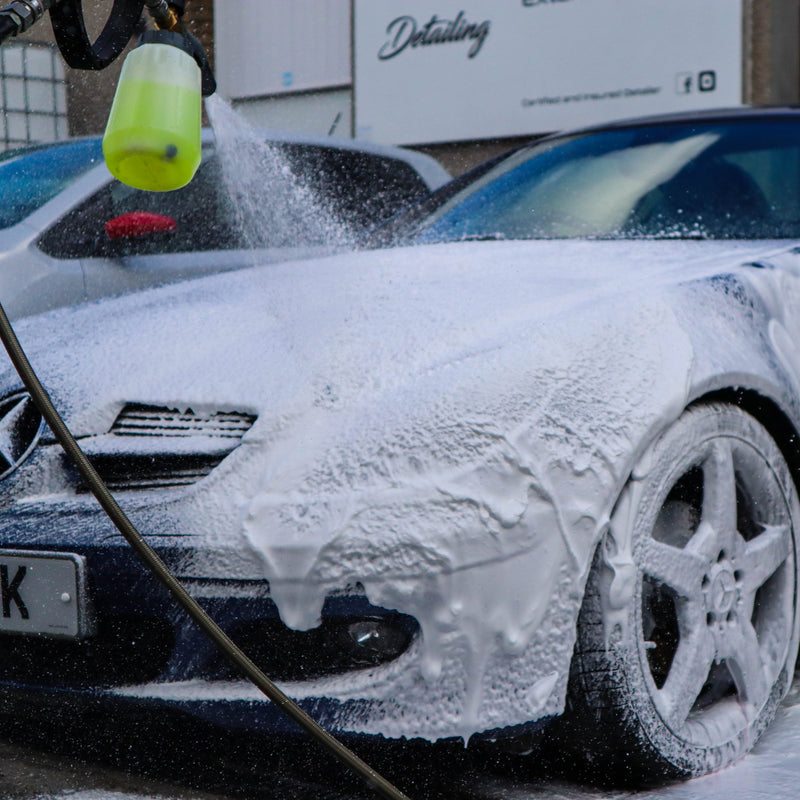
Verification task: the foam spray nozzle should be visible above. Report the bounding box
[145,0,181,31]
[102,7,216,193]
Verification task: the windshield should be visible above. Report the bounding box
[0,138,102,230]
[402,119,800,242]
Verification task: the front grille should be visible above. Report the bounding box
[79,454,225,491]
[111,405,256,439]
[66,403,257,492]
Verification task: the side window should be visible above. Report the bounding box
[0,139,103,231]
[726,148,800,232]
[39,152,245,259]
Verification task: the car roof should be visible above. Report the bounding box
[227,128,451,189]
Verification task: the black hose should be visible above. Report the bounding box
[50,0,145,70]
[0,299,413,800]
[0,14,19,45]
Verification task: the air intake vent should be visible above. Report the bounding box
[111,404,257,439]
[68,404,257,492]
[81,453,225,491]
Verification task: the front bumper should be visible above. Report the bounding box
[0,421,587,743]
[0,522,576,742]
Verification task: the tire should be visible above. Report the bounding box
[559,403,800,786]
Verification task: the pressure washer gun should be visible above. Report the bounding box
[0,0,216,191]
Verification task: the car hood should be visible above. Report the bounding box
[7,240,789,560]
[9,237,781,419]
[10,236,782,517]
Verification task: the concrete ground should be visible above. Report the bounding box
[4,679,800,800]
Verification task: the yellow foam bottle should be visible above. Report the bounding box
[103,30,201,192]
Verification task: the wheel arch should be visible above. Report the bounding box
[694,387,800,498]
[584,386,800,598]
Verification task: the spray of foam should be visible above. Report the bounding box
[204,94,355,253]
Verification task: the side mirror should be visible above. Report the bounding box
[105,211,177,240]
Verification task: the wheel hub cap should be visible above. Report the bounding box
[707,564,737,615]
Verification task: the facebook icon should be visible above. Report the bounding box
[676,72,692,94]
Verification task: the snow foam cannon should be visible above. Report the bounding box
[0,1,215,192]
[102,1,217,192]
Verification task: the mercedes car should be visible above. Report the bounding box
[0,107,798,787]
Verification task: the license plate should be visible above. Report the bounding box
[0,550,92,639]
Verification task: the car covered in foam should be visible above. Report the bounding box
[1,108,800,785]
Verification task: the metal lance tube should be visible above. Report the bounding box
[145,0,181,31]
[0,0,51,43]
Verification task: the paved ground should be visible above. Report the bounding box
[0,740,228,800]
[4,679,800,800]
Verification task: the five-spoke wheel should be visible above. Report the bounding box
[562,404,800,784]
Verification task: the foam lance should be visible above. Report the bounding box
[103,0,216,192]
[0,1,215,191]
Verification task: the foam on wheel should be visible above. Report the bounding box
[558,403,800,785]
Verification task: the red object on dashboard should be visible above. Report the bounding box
[105,211,177,240]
